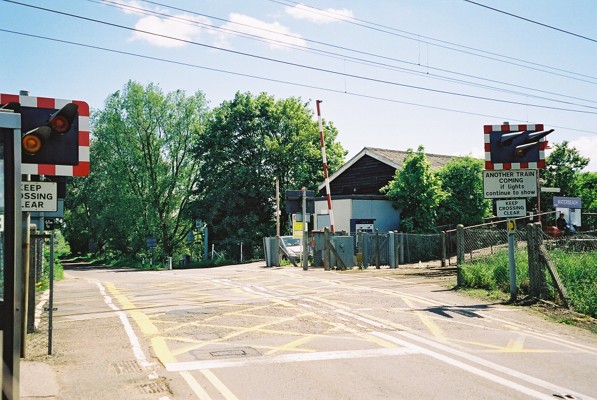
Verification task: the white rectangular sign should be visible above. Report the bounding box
[496,199,526,218]
[21,182,57,212]
[483,169,537,199]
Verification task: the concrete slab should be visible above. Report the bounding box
[20,361,59,399]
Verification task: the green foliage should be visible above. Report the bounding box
[382,146,446,233]
[577,172,597,229]
[460,248,597,318]
[436,156,491,227]
[192,92,345,259]
[64,81,209,259]
[548,249,597,317]
[531,141,590,216]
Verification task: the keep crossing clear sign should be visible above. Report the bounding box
[21,182,57,212]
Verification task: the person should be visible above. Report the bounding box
[556,213,568,234]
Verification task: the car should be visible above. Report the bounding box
[280,236,303,259]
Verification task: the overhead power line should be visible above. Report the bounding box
[5,0,594,115]
[463,0,597,43]
[92,0,597,109]
[270,0,597,82]
[1,28,595,137]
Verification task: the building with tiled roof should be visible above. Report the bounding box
[314,147,454,233]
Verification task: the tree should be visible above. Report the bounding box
[192,92,345,259]
[382,146,446,233]
[64,81,209,258]
[436,156,491,227]
[576,172,597,230]
[531,141,589,221]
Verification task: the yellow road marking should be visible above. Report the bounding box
[265,335,317,355]
[402,297,446,341]
[104,281,158,336]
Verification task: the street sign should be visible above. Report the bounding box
[21,182,57,212]
[483,169,537,199]
[496,199,526,218]
[146,237,157,248]
[44,218,56,231]
[553,196,582,209]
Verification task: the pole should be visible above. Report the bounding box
[537,169,541,224]
[302,187,308,270]
[48,233,55,355]
[507,219,517,302]
[276,178,280,237]
[316,100,335,233]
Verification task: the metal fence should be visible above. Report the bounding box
[455,220,597,316]
[25,233,55,358]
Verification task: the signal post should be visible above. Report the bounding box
[0,92,90,400]
[483,122,553,302]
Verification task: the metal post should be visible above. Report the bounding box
[276,178,280,237]
[48,233,55,355]
[507,220,517,302]
[323,227,330,271]
[204,225,209,261]
[456,224,464,287]
[302,187,308,271]
[375,229,381,269]
[441,231,447,268]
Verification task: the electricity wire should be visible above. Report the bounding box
[93,0,597,109]
[2,0,596,116]
[1,27,595,136]
[463,0,597,43]
[269,0,597,83]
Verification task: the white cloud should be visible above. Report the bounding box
[106,0,212,48]
[568,136,597,172]
[130,14,211,48]
[285,4,354,24]
[219,13,306,50]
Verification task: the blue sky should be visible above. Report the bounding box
[1,0,596,170]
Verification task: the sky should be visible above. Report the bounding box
[1,0,596,170]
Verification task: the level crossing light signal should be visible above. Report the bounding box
[484,123,553,170]
[20,103,80,166]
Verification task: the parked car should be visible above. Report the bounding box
[280,236,302,258]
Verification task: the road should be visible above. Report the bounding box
[44,261,597,400]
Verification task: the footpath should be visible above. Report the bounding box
[20,268,176,400]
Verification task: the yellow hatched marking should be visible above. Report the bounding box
[402,296,446,341]
[265,335,317,355]
[171,312,316,356]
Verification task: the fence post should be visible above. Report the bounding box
[323,227,330,271]
[375,229,381,269]
[527,223,538,297]
[534,223,548,298]
[456,224,464,287]
[441,231,447,268]
[398,232,404,265]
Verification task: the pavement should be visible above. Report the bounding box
[21,361,60,399]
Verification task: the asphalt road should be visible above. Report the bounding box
[44,261,597,400]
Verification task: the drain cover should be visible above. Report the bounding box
[138,381,169,394]
[111,360,143,374]
[210,349,247,357]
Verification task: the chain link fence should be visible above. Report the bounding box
[25,234,54,359]
[455,219,597,317]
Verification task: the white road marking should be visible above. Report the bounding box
[373,331,595,400]
[165,347,419,372]
[91,280,171,399]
